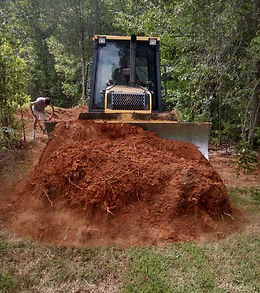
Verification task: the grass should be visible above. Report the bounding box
[0,187,259,292]
[228,186,260,216]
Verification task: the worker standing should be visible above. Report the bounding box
[30,97,54,139]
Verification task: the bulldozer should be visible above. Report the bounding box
[47,35,211,158]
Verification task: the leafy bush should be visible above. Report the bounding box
[0,127,22,150]
[235,141,258,175]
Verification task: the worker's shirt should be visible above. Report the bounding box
[32,97,47,112]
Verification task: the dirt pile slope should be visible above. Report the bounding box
[2,121,236,246]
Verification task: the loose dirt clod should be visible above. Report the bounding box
[1,120,237,246]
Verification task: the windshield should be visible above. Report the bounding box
[92,40,158,109]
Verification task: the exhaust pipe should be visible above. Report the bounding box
[130,34,136,86]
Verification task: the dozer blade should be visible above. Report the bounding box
[129,121,211,159]
[78,113,211,159]
[45,114,211,159]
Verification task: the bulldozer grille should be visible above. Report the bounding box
[110,93,147,110]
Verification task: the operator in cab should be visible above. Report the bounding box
[109,57,129,85]
[109,56,141,86]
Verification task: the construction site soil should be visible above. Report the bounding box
[0,114,243,247]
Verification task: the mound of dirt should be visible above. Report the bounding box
[1,121,237,246]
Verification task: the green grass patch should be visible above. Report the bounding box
[252,188,260,205]
[124,243,221,293]
[207,234,260,292]
[124,247,171,292]
[0,232,259,292]
[0,272,17,292]
[123,237,260,292]
[228,186,260,214]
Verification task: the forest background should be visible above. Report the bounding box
[0,0,259,153]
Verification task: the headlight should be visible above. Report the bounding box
[149,38,157,46]
[98,36,106,45]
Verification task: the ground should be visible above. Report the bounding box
[210,148,259,188]
[0,107,259,292]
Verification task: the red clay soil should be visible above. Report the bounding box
[0,120,239,247]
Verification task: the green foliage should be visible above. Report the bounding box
[247,33,260,60]
[113,0,260,144]
[0,37,30,128]
[47,36,81,107]
[0,127,21,149]
[235,141,258,175]
[253,127,260,146]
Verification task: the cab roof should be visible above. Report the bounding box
[93,35,161,42]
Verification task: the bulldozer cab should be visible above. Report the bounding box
[77,35,211,159]
[89,35,162,113]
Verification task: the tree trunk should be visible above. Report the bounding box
[81,30,86,106]
[78,0,86,106]
[248,0,260,145]
[20,107,26,142]
[0,63,9,127]
[248,68,260,145]
[92,0,100,35]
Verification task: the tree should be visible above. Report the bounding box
[47,36,81,107]
[0,37,30,127]
[0,0,30,127]
[112,0,260,144]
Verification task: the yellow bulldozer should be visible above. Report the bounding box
[47,35,211,158]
